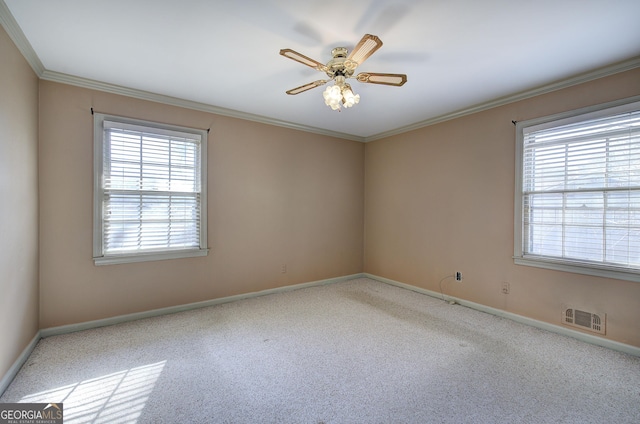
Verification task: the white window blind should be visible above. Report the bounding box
[94,114,207,265]
[517,100,640,279]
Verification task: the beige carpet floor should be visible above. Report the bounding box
[1,277,639,423]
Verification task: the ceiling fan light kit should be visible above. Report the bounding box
[280,34,407,111]
[322,76,360,110]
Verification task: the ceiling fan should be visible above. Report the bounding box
[280,34,407,111]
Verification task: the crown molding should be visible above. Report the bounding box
[0,0,362,142]
[0,0,44,76]
[40,56,640,144]
[364,56,640,142]
[40,70,365,142]
[3,0,638,144]
[37,57,640,144]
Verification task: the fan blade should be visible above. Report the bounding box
[347,34,383,66]
[286,80,328,95]
[356,72,407,86]
[280,49,326,71]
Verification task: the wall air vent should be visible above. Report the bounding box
[562,306,606,335]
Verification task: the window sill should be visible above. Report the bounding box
[513,256,640,283]
[94,248,209,266]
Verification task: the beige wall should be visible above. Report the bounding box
[0,26,39,380]
[364,68,640,347]
[38,81,364,328]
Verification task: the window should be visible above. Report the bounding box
[514,97,640,282]
[93,114,208,265]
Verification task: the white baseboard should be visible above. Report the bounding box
[6,271,635,398]
[40,273,365,338]
[364,273,640,358]
[0,333,40,396]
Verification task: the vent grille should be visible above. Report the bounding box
[562,306,606,335]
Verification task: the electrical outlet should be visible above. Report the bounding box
[281,264,287,273]
[502,282,510,294]
[455,271,462,281]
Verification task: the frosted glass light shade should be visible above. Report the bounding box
[323,85,343,110]
[342,85,360,108]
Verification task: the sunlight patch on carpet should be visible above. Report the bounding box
[19,361,166,424]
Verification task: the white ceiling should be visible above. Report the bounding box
[3,0,640,141]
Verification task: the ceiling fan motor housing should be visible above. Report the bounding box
[326,47,356,79]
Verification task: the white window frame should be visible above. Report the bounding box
[93,113,208,265]
[514,96,640,282]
